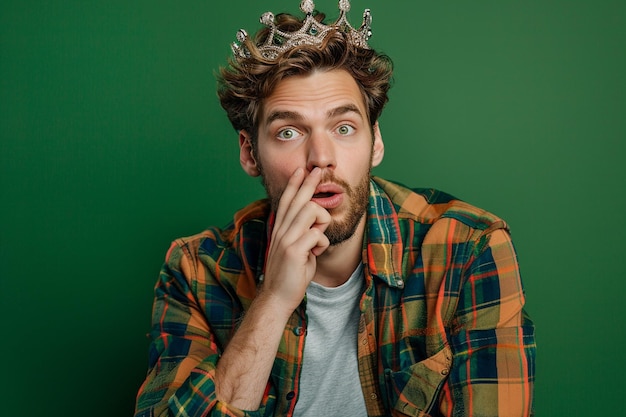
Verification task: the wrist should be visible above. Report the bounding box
[254,285,300,322]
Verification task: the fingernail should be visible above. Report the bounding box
[293,168,303,176]
[311,167,321,175]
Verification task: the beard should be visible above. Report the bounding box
[260,167,371,246]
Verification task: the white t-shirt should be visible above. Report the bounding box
[293,264,367,417]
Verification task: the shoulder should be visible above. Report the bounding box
[372,177,508,234]
[165,199,271,270]
[371,177,510,259]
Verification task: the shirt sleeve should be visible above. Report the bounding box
[134,242,260,417]
[440,227,536,417]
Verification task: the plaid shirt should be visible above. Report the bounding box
[135,177,535,417]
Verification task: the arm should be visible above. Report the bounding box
[441,227,536,417]
[215,167,330,409]
[134,243,229,417]
[135,168,331,416]
[137,237,268,417]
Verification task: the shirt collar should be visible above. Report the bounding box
[364,178,406,289]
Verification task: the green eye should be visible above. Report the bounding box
[337,125,354,135]
[277,128,299,140]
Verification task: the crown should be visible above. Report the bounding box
[231,0,372,62]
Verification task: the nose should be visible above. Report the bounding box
[306,130,336,172]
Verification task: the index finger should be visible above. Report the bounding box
[273,167,322,232]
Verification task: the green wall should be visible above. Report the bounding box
[1,1,624,415]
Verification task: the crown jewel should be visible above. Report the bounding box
[231,0,372,62]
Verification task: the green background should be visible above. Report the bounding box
[1,0,624,415]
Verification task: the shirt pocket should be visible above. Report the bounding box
[384,345,452,416]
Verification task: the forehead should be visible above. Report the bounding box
[260,69,368,123]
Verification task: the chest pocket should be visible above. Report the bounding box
[384,345,452,416]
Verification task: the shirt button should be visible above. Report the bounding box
[286,391,296,400]
[294,327,304,336]
[396,279,404,288]
[361,338,368,345]
[370,392,378,400]
[441,368,449,376]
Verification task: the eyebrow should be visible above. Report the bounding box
[264,104,364,125]
[326,104,363,119]
[266,110,303,124]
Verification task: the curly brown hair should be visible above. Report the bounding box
[217,11,394,139]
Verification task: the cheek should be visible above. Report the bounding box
[259,157,298,192]
[265,160,298,179]
[343,149,373,174]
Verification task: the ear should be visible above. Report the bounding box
[371,121,385,167]
[239,130,261,177]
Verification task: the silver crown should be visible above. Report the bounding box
[231,0,372,62]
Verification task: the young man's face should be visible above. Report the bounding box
[240,69,384,245]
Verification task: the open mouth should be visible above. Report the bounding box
[311,183,344,209]
[313,192,335,199]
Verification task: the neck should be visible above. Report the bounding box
[312,215,366,288]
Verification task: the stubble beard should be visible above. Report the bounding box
[260,169,371,246]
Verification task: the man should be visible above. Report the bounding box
[135,1,535,416]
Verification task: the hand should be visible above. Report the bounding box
[214,168,330,409]
[261,167,331,313]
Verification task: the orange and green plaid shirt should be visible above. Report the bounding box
[135,177,535,417]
